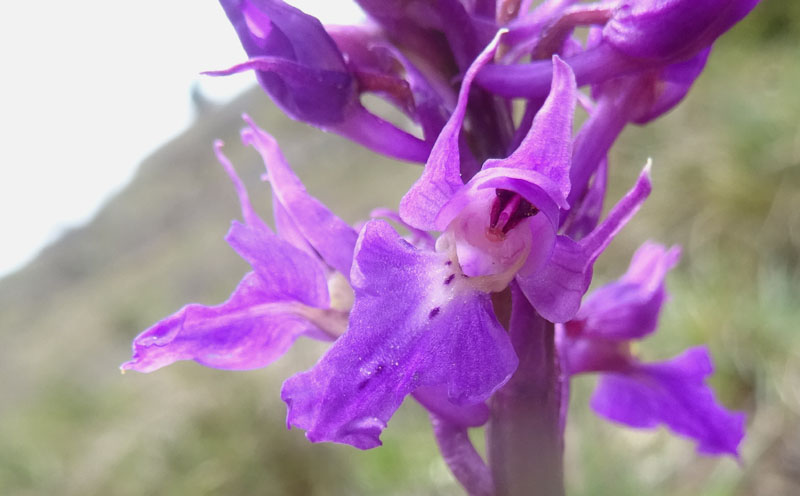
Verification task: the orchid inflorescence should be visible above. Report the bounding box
[123,1,759,494]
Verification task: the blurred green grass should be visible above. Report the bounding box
[1,2,798,495]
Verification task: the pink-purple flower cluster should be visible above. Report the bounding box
[123,0,759,492]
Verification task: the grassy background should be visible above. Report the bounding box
[1,2,798,494]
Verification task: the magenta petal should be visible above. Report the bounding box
[281,220,517,448]
[122,273,330,373]
[577,242,681,340]
[399,30,505,231]
[483,56,576,202]
[591,347,746,457]
[241,117,358,279]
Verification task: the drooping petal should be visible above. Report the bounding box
[121,272,337,373]
[575,242,681,341]
[517,163,652,322]
[591,346,746,457]
[217,0,355,124]
[399,29,506,231]
[281,220,517,449]
[240,116,359,279]
[483,55,576,203]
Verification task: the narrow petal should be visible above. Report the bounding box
[483,56,576,202]
[121,273,333,373]
[241,116,359,279]
[576,242,681,340]
[430,414,494,496]
[591,346,746,457]
[281,220,517,448]
[399,29,506,231]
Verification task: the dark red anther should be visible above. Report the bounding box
[489,189,539,235]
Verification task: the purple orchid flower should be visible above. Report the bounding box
[477,0,761,98]
[208,0,432,162]
[121,116,356,373]
[558,242,746,456]
[280,31,653,450]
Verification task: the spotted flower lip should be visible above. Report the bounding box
[121,117,356,373]
[559,242,746,457]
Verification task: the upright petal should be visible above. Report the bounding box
[281,220,517,449]
[241,116,359,279]
[591,347,746,457]
[400,29,506,231]
[483,56,577,203]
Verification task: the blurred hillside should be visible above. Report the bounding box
[1,2,798,495]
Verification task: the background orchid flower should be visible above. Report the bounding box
[559,242,746,456]
[208,0,433,162]
[122,117,355,373]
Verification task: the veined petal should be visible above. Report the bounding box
[241,116,358,279]
[517,164,652,322]
[121,272,337,373]
[281,220,517,449]
[483,56,576,202]
[591,346,746,457]
[399,29,506,231]
[576,242,681,340]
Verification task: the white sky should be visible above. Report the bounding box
[0,0,363,277]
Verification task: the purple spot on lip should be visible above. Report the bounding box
[445,261,452,266]
[428,307,441,319]
[444,274,455,285]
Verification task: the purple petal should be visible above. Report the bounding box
[576,242,681,340]
[327,25,452,141]
[281,220,517,448]
[399,29,506,231]
[121,272,336,373]
[225,221,328,305]
[240,116,358,279]
[413,385,490,428]
[430,414,494,496]
[591,346,746,457]
[562,157,607,240]
[217,0,355,124]
[517,164,652,322]
[629,48,711,124]
[603,0,761,62]
[483,56,576,203]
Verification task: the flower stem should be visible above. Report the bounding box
[487,284,564,496]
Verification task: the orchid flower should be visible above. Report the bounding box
[558,242,746,456]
